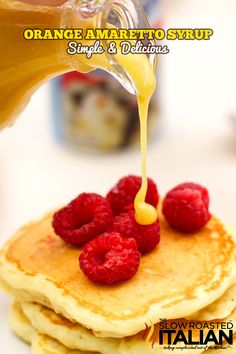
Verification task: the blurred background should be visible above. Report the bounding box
[0,0,236,351]
[0,0,236,246]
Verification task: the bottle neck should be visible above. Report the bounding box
[71,0,106,18]
[63,0,157,94]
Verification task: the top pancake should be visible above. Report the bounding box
[0,211,235,337]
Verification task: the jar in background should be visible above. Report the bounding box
[51,0,161,152]
[51,70,159,151]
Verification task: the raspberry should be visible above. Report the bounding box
[163,183,211,233]
[109,211,160,254]
[171,182,209,208]
[52,193,113,246]
[106,175,159,215]
[79,232,141,284]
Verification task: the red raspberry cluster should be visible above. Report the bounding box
[52,176,211,285]
[162,182,211,233]
[79,233,141,285]
[106,175,159,215]
[53,193,113,246]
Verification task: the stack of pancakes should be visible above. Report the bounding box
[0,211,236,354]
